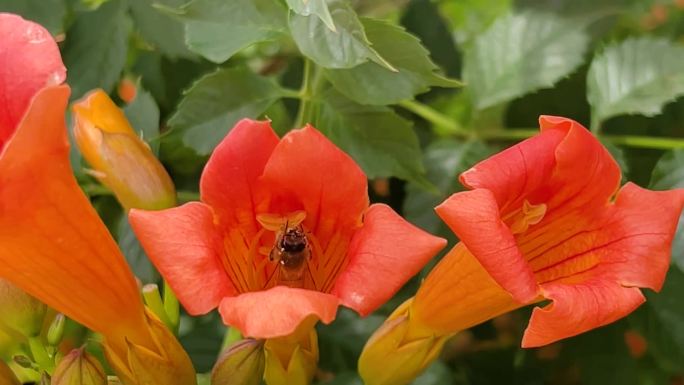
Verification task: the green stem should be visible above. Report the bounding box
[399,100,467,135]
[400,100,684,150]
[142,284,173,330]
[28,336,53,374]
[294,59,314,129]
[163,281,180,335]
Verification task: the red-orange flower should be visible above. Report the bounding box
[359,116,684,385]
[129,119,446,338]
[0,14,194,384]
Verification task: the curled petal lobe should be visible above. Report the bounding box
[522,280,645,348]
[130,202,236,315]
[219,286,339,339]
[261,125,369,246]
[0,13,66,146]
[200,119,279,236]
[436,190,538,303]
[333,204,446,316]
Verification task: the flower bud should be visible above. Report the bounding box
[72,89,175,211]
[0,279,46,338]
[103,310,196,385]
[211,339,265,385]
[263,321,319,385]
[0,360,20,385]
[51,348,106,385]
[47,314,66,346]
[358,299,448,385]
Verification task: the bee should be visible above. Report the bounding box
[268,223,312,287]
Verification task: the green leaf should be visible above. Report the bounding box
[129,0,196,60]
[403,140,491,239]
[311,90,429,186]
[285,0,335,31]
[62,0,131,100]
[164,0,287,63]
[0,0,66,34]
[289,0,395,70]
[168,67,284,155]
[650,149,684,272]
[117,215,159,284]
[463,11,589,110]
[123,89,161,155]
[587,38,684,128]
[324,18,461,106]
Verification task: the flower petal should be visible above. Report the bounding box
[435,189,539,303]
[200,119,279,237]
[261,125,369,247]
[129,202,237,315]
[332,204,446,316]
[0,86,150,348]
[522,279,645,348]
[0,13,66,146]
[218,286,339,339]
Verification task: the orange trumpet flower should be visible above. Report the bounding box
[129,119,446,339]
[0,14,194,384]
[359,116,684,385]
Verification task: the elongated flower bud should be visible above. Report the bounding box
[263,321,319,385]
[52,348,106,385]
[212,339,265,385]
[358,299,448,385]
[0,279,46,338]
[72,89,175,211]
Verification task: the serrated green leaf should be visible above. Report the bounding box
[163,0,287,63]
[62,0,131,100]
[0,0,66,34]
[464,11,589,110]
[324,18,461,106]
[124,89,161,155]
[129,0,196,60]
[650,149,684,272]
[587,38,684,128]
[286,0,335,31]
[311,90,428,186]
[168,67,284,155]
[117,215,159,284]
[289,0,395,70]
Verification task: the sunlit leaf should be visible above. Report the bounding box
[168,67,285,155]
[62,0,131,100]
[285,0,335,31]
[587,38,684,128]
[165,0,287,63]
[325,18,461,106]
[311,90,429,186]
[463,11,589,110]
[289,0,394,70]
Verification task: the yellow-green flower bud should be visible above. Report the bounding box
[47,314,66,346]
[263,322,319,385]
[52,348,106,385]
[211,339,265,385]
[0,279,46,338]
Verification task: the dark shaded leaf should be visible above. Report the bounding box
[116,215,159,284]
[168,67,285,155]
[124,88,161,155]
[0,0,66,34]
[650,149,684,271]
[62,0,131,100]
[129,0,196,60]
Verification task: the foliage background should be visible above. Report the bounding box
[1,0,683,383]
